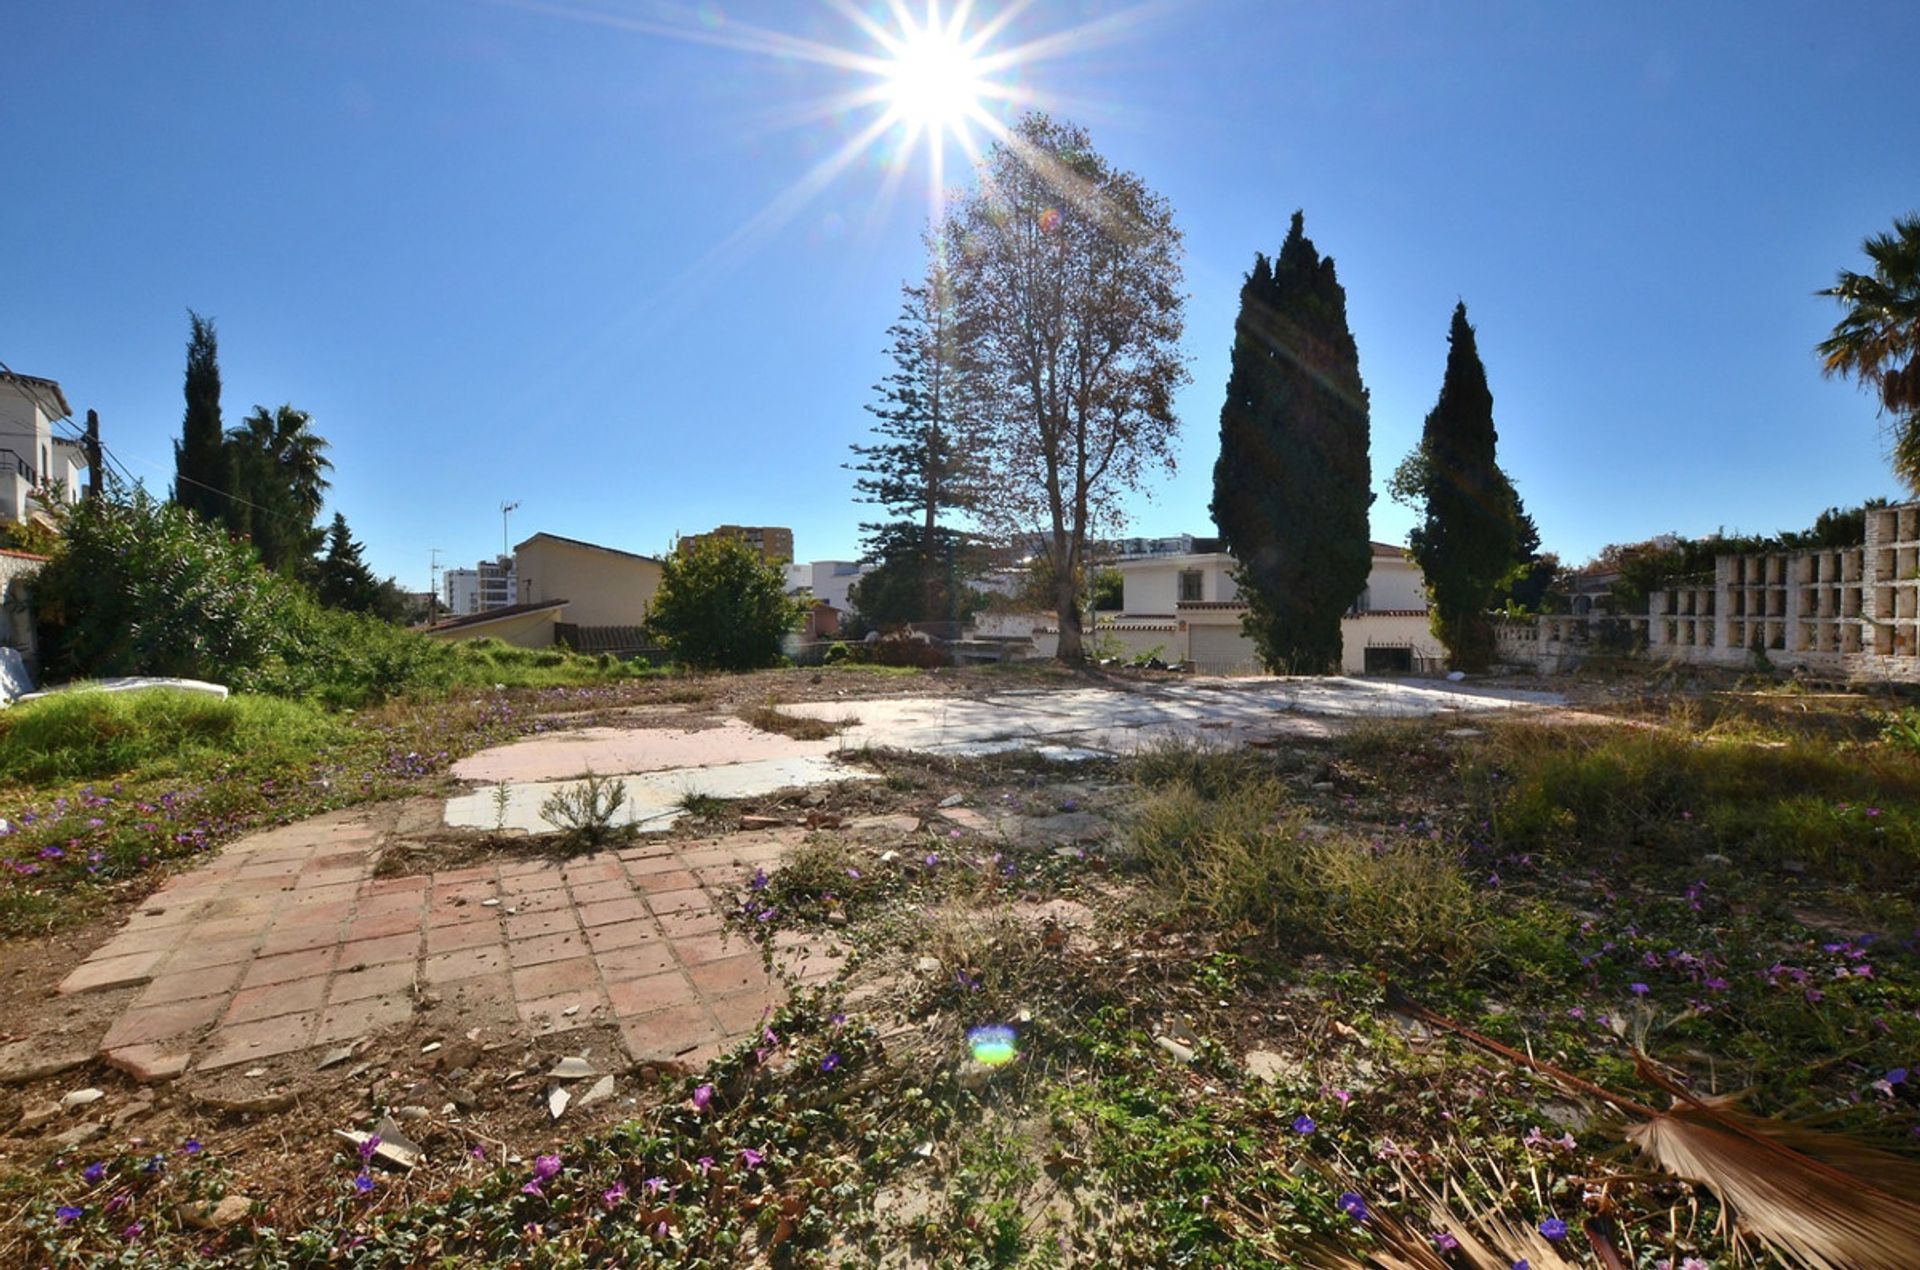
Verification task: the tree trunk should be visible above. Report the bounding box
[1053,538,1084,661]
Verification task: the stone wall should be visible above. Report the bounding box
[1498,501,1920,682]
[0,550,46,669]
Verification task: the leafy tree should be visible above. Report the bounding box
[849,267,978,624]
[224,403,332,574]
[172,310,226,522]
[1091,567,1124,611]
[647,534,808,671]
[1818,214,1920,489]
[949,112,1189,661]
[1211,212,1371,673]
[315,512,382,614]
[1392,303,1523,671]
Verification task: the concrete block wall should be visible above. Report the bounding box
[1502,500,1920,682]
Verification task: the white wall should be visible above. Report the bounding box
[1361,557,1427,611]
[1118,554,1238,613]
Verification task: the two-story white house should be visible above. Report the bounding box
[1101,538,1442,674]
[0,371,88,526]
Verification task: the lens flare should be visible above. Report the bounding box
[968,1024,1018,1066]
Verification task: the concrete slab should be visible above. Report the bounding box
[444,755,876,834]
[450,719,839,783]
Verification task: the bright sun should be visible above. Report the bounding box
[882,21,988,134]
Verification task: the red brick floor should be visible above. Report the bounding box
[58,811,845,1076]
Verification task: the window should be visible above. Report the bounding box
[1178,569,1203,603]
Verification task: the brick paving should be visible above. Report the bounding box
[59,811,843,1078]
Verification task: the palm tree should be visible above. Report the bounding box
[225,404,332,573]
[1818,213,1920,489]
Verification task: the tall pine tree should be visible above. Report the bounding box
[1211,212,1372,673]
[847,266,977,626]
[173,311,226,523]
[1393,303,1522,671]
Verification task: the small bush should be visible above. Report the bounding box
[539,771,631,850]
[647,536,808,671]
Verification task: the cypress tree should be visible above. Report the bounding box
[173,310,226,523]
[1395,302,1522,671]
[1210,211,1372,673]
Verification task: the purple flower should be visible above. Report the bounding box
[183,1138,202,1155]
[821,1052,841,1073]
[1630,982,1650,996]
[691,1083,714,1112]
[697,1155,715,1175]
[1330,1088,1351,1107]
[1337,1191,1368,1222]
[1891,1067,1910,1085]
[749,867,769,891]
[354,1172,374,1194]
[603,1180,627,1208]
[740,1147,765,1168]
[644,1175,668,1196]
[521,1180,545,1197]
[1292,1114,1316,1135]
[1514,1261,1531,1270]
[56,1205,83,1224]
[83,1161,106,1184]
[1539,1216,1568,1240]
[532,1153,562,1183]
[1431,1230,1460,1252]
[124,1222,143,1241]
[359,1134,381,1162]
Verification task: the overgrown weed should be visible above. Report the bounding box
[1468,720,1920,886]
[1123,761,1502,973]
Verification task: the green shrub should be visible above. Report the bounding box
[30,489,656,708]
[647,535,808,671]
[0,689,343,784]
[35,487,296,691]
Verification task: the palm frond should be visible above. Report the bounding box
[1392,986,1920,1270]
[1628,1102,1920,1270]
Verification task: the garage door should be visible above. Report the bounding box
[1188,624,1260,675]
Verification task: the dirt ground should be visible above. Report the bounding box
[4,659,1901,1256]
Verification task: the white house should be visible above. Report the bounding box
[0,371,88,525]
[785,560,868,614]
[1101,539,1443,674]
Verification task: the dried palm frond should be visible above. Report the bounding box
[1387,985,1920,1270]
[1629,1099,1920,1270]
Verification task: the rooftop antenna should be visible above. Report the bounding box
[428,547,444,624]
[500,501,520,558]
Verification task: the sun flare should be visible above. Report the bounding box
[881,18,989,134]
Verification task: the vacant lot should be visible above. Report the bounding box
[4,664,1919,1267]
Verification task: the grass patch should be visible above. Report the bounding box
[1465,720,1920,887]
[739,702,853,741]
[1124,768,1507,972]
[0,689,344,784]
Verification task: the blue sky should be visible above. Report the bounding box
[6,1,1918,588]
